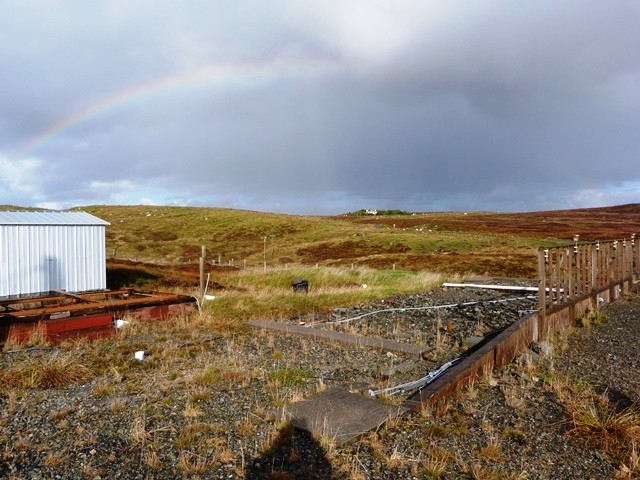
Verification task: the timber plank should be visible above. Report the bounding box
[248,319,432,357]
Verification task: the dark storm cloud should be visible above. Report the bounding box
[1,1,639,213]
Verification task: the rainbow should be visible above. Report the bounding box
[12,57,339,161]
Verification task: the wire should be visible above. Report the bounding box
[309,295,537,327]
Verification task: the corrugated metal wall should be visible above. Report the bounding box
[0,223,107,297]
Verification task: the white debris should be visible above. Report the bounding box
[443,283,539,292]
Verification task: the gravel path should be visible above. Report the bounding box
[554,295,640,407]
[1,287,638,479]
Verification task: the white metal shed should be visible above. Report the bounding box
[0,211,110,298]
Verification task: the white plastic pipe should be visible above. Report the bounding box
[442,283,539,292]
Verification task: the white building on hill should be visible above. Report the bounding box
[0,211,109,298]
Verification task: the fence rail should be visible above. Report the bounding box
[407,234,639,410]
[538,236,638,314]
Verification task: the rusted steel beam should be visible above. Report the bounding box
[494,314,537,367]
[50,289,93,303]
[403,340,496,410]
[7,313,115,342]
[0,290,196,323]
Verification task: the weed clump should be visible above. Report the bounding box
[558,383,640,464]
[1,352,92,389]
[576,310,607,328]
[270,368,311,387]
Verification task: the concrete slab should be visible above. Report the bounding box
[280,388,409,445]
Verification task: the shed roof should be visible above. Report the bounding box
[0,210,109,226]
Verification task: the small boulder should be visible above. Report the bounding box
[531,341,553,359]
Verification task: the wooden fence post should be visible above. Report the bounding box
[199,245,206,299]
[631,233,640,283]
[537,249,546,322]
[591,244,598,296]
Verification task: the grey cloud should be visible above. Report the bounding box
[1,1,639,213]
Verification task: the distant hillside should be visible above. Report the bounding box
[0,205,48,211]
[80,203,634,279]
[4,203,637,278]
[351,204,640,242]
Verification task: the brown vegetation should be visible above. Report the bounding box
[95,203,640,286]
[351,204,640,241]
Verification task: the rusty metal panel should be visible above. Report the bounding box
[0,212,108,297]
[494,314,537,368]
[540,308,572,340]
[404,341,495,410]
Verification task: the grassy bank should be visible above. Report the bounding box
[199,265,455,323]
[85,205,571,278]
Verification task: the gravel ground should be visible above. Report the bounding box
[1,286,638,479]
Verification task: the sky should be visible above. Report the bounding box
[1,1,639,215]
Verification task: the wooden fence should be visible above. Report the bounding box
[406,235,639,410]
[538,236,638,319]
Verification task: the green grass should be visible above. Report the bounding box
[224,265,442,291]
[200,265,451,322]
[270,368,311,387]
[85,205,358,265]
[81,205,565,277]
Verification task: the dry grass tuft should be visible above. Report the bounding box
[502,386,526,410]
[468,463,509,480]
[567,393,640,458]
[92,380,115,398]
[43,452,68,468]
[108,397,127,413]
[235,416,257,438]
[177,451,213,474]
[14,435,32,452]
[386,446,408,468]
[144,450,163,471]
[3,322,50,351]
[433,399,451,418]
[192,360,254,388]
[421,446,452,478]
[615,441,640,479]
[503,427,527,444]
[50,406,74,421]
[476,434,503,461]
[176,422,223,450]
[554,379,640,465]
[188,388,211,403]
[465,379,478,400]
[1,352,92,389]
[182,402,203,419]
[81,461,104,478]
[130,415,150,446]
